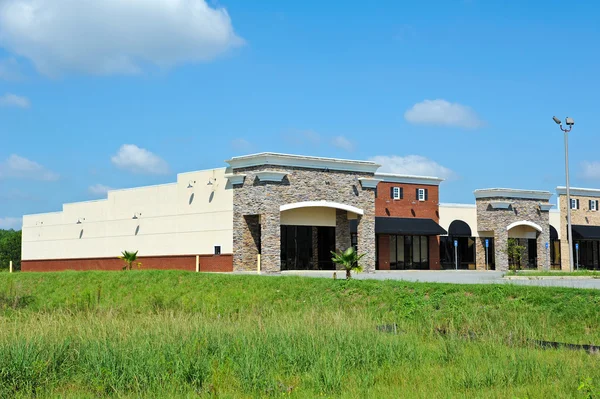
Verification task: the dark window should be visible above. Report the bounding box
[439,236,478,270]
[574,240,600,270]
[551,240,561,269]
[387,235,429,270]
[214,246,221,255]
[351,233,358,251]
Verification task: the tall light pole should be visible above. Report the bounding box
[553,116,575,272]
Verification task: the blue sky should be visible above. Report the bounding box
[1,0,599,229]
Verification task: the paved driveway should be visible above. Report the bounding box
[276,270,600,290]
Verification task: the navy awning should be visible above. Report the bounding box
[448,220,472,237]
[350,217,447,236]
[572,225,600,240]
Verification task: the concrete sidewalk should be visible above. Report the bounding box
[273,270,600,290]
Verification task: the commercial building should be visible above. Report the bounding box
[20,152,598,273]
[22,153,445,273]
[557,187,600,270]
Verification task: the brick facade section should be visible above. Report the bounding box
[375,182,441,270]
[377,234,390,270]
[429,236,441,270]
[376,182,440,220]
[558,194,600,271]
[21,254,233,273]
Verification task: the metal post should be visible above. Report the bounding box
[9,261,13,273]
[576,244,580,271]
[195,255,200,273]
[454,241,458,271]
[565,130,575,273]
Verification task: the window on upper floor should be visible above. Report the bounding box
[590,200,599,212]
[571,199,580,210]
[417,188,428,202]
[391,187,403,200]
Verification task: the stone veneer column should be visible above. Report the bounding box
[335,209,351,252]
[233,213,261,272]
[357,214,376,273]
[260,211,281,273]
[475,238,486,271]
[537,230,550,271]
[494,229,509,272]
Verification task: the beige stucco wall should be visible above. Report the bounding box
[280,207,337,227]
[549,210,561,239]
[558,194,600,270]
[22,168,233,260]
[438,204,479,237]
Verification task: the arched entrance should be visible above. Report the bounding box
[507,221,543,269]
[279,201,363,270]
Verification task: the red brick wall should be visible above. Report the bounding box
[378,235,390,270]
[375,182,441,270]
[21,254,233,273]
[376,182,440,221]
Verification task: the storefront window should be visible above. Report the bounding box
[439,236,477,270]
[388,235,429,270]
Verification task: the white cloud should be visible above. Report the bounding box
[0,217,22,230]
[581,161,600,180]
[404,99,484,129]
[0,93,29,108]
[231,138,253,152]
[0,154,59,181]
[88,184,113,197]
[370,155,456,179]
[0,0,243,76]
[111,144,169,175]
[331,136,354,151]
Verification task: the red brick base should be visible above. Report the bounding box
[21,254,233,273]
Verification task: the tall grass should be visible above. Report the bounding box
[1,271,600,397]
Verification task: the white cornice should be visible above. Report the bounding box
[359,178,382,189]
[224,174,246,185]
[225,152,380,174]
[439,203,476,208]
[557,186,600,198]
[375,173,443,186]
[280,201,364,216]
[539,203,555,212]
[255,171,287,182]
[474,188,552,201]
[490,201,514,209]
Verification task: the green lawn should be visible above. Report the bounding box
[506,270,600,278]
[1,271,600,398]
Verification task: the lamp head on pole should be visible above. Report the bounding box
[565,117,575,126]
[552,116,562,125]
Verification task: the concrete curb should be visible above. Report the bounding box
[504,276,600,280]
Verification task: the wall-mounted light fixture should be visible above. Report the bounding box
[132,212,142,220]
[76,218,86,224]
[207,177,217,186]
[187,180,196,189]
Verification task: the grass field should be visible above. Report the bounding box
[506,270,600,278]
[1,271,600,398]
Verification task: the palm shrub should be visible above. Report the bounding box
[331,247,365,280]
[119,251,139,271]
[506,239,526,272]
